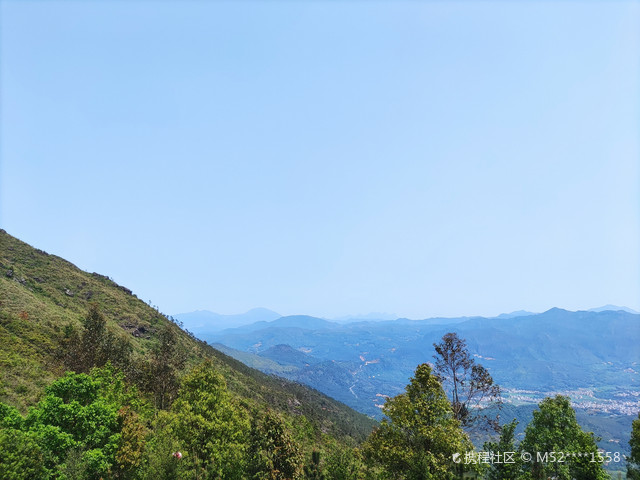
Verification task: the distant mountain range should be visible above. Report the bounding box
[201,307,640,406]
[175,305,637,334]
[195,307,640,457]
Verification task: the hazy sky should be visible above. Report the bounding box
[1,1,638,319]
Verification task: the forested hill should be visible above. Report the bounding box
[0,229,376,442]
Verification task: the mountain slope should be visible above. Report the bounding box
[259,344,322,368]
[0,229,376,445]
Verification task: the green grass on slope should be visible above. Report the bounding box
[0,229,376,446]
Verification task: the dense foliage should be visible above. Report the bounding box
[1,360,629,479]
[170,361,249,479]
[519,395,609,480]
[363,363,474,479]
[0,363,363,479]
[0,366,143,479]
[248,409,304,480]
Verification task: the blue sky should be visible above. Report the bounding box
[1,1,638,319]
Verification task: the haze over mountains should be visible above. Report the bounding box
[174,305,637,334]
[173,307,282,332]
[588,304,639,314]
[179,306,640,457]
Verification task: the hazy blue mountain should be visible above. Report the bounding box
[218,315,339,336]
[173,307,281,333]
[493,310,536,319]
[588,304,639,314]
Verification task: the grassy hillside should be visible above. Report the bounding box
[0,229,376,446]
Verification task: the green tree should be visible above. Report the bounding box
[520,395,608,480]
[142,411,183,480]
[25,371,122,478]
[433,332,502,433]
[304,451,326,480]
[248,409,303,480]
[0,401,24,429]
[628,412,640,480]
[0,428,47,480]
[148,324,186,410]
[81,302,109,369]
[64,303,132,374]
[58,447,89,480]
[171,361,249,479]
[482,419,522,480]
[2,365,146,480]
[114,406,147,479]
[363,363,473,480]
[324,446,360,480]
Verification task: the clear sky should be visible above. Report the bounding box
[1,1,638,319]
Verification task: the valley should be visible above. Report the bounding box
[182,308,640,457]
